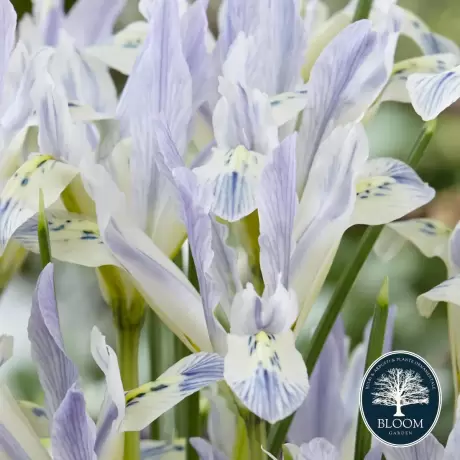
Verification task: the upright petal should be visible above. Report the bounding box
[51,385,97,460]
[381,434,444,460]
[31,72,92,166]
[0,335,12,368]
[195,81,278,221]
[84,163,212,352]
[116,0,191,235]
[230,282,298,337]
[181,0,212,111]
[291,124,369,331]
[407,65,460,121]
[352,158,435,226]
[172,167,227,354]
[0,0,16,104]
[65,0,126,46]
[296,19,398,195]
[33,0,63,46]
[224,330,309,423]
[258,134,297,294]
[289,322,347,447]
[28,263,79,418]
[91,327,125,456]
[0,386,49,460]
[123,353,224,432]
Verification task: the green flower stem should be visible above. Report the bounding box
[352,0,374,22]
[38,189,51,268]
[148,308,163,440]
[179,246,200,460]
[246,413,266,460]
[267,120,437,455]
[354,278,389,460]
[118,322,142,460]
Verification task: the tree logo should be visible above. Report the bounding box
[359,351,441,447]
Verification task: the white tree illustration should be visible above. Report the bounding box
[371,368,429,417]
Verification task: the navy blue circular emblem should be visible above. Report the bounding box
[359,351,441,447]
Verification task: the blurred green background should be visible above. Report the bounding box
[4,0,460,445]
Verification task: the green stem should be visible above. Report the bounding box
[38,189,51,268]
[148,308,163,440]
[267,120,437,456]
[118,323,142,460]
[246,413,266,460]
[354,278,389,460]
[181,246,200,460]
[352,0,374,22]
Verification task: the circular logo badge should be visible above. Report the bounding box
[359,351,441,447]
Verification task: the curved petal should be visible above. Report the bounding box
[194,146,266,222]
[84,162,212,352]
[13,210,118,267]
[51,385,97,460]
[352,158,435,226]
[0,335,12,368]
[396,6,460,57]
[0,155,78,253]
[417,276,460,318]
[258,134,297,294]
[140,439,186,459]
[298,438,340,460]
[270,90,309,127]
[123,352,224,432]
[407,65,460,121]
[17,401,49,438]
[380,54,459,104]
[224,330,309,424]
[374,219,451,264]
[85,21,148,75]
[28,263,79,418]
[190,438,228,460]
[291,125,368,331]
[0,385,49,460]
[381,434,444,460]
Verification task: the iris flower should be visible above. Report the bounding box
[0,263,184,459]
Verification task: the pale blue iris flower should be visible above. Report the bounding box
[375,218,460,398]
[0,263,182,459]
